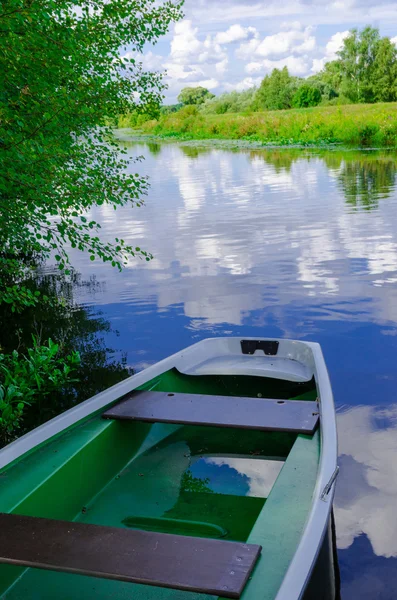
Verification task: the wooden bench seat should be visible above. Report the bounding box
[103,390,319,434]
[0,513,261,599]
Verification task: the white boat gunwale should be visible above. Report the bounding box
[0,337,338,600]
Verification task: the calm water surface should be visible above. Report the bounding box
[68,137,397,598]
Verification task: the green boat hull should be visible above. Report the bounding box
[0,365,335,599]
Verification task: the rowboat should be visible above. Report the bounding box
[0,337,338,600]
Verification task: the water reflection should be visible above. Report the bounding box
[65,138,397,597]
[72,142,397,331]
[147,142,162,156]
[336,404,397,557]
[250,148,397,210]
[0,268,131,435]
[189,456,284,497]
[336,405,397,599]
[337,159,397,211]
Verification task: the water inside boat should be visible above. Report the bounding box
[0,368,319,600]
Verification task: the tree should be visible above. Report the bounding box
[254,67,300,111]
[200,88,257,114]
[306,61,342,100]
[0,0,183,310]
[337,26,380,102]
[292,85,322,108]
[372,37,397,102]
[177,86,215,105]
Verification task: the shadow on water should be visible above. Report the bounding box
[0,268,132,435]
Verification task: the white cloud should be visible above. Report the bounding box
[162,19,230,95]
[391,36,397,46]
[224,76,262,91]
[170,20,203,64]
[246,55,310,76]
[205,457,284,497]
[138,6,397,101]
[237,24,316,60]
[215,58,229,74]
[164,62,204,81]
[311,57,327,72]
[214,24,257,44]
[256,27,315,57]
[193,78,219,89]
[170,20,226,66]
[245,62,263,74]
[326,29,350,55]
[311,29,349,72]
[188,0,397,28]
[235,37,262,60]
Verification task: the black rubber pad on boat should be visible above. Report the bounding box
[103,390,319,434]
[0,513,261,599]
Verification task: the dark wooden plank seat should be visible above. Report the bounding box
[103,390,319,434]
[0,513,261,599]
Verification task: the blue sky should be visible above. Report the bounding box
[132,0,397,102]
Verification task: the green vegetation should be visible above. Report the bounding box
[292,85,322,108]
[336,27,397,103]
[124,25,397,147]
[200,88,257,114]
[0,0,182,438]
[253,67,299,111]
[0,266,134,446]
[138,102,397,147]
[206,26,397,112]
[0,339,80,445]
[178,86,215,105]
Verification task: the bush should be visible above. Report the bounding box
[0,338,80,444]
[160,104,183,115]
[177,105,199,117]
[201,89,257,114]
[292,85,322,108]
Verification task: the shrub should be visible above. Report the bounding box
[292,85,322,108]
[177,105,199,117]
[0,338,80,444]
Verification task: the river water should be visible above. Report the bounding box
[67,136,397,598]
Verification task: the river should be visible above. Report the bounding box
[61,137,397,598]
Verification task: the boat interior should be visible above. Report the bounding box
[0,364,320,600]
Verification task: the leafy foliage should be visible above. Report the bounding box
[292,85,322,108]
[253,67,299,111]
[178,86,215,105]
[337,26,380,103]
[181,470,214,494]
[0,266,135,444]
[0,337,80,444]
[372,38,397,102]
[200,88,257,114]
[0,0,183,309]
[160,103,184,115]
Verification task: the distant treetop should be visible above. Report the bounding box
[178,87,215,105]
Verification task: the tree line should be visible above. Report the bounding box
[172,26,397,114]
[0,0,182,441]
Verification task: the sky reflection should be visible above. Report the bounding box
[65,139,397,597]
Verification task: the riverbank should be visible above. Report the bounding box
[125,102,397,148]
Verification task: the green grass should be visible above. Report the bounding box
[127,102,397,148]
